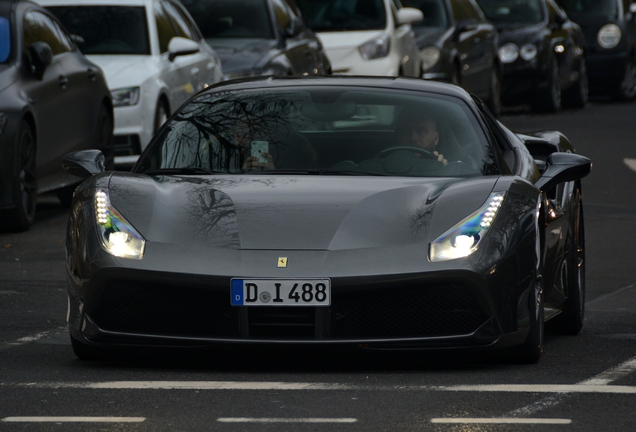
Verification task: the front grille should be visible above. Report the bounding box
[90,282,238,338]
[331,285,488,339]
[113,134,141,156]
[248,307,315,338]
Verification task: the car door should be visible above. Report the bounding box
[271,0,313,75]
[284,0,326,75]
[546,0,576,86]
[21,9,75,187]
[390,0,420,76]
[449,0,489,93]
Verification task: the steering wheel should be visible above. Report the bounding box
[375,146,438,160]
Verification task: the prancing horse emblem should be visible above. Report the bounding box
[278,257,287,268]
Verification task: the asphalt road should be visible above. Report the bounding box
[1,100,636,431]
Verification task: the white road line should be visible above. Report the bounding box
[586,283,634,305]
[431,418,571,424]
[624,158,636,172]
[1,417,145,423]
[217,418,357,423]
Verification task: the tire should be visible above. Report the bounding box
[562,58,589,108]
[0,121,37,232]
[95,104,114,171]
[70,334,110,361]
[613,60,636,101]
[485,67,502,117]
[533,58,561,113]
[154,98,169,133]
[510,273,545,364]
[547,190,585,335]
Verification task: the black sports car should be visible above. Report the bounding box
[556,0,636,100]
[0,0,112,232]
[476,0,589,112]
[402,0,502,115]
[63,76,591,363]
[180,0,332,79]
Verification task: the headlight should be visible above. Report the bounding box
[95,189,145,259]
[359,34,391,60]
[429,192,505,262]
[498,43,519,64]
[224,68,277,80]
[520,44,537,61]
[598,24,621,49]
[111,87,140,107]
[420,46,441,72]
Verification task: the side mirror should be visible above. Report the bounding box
[631,3,636,14]
[28,42,53,80]
[397,7,424,26]
[285,16,305,38]
[535,152,591,191]
[63,150,106,179]
[553,12,567,28]
[168,37,200,62]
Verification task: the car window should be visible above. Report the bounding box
[402,0,449,27]
[47,6,151,55]
[138,87,499,177]
[556,0,619,19]
[155,1,178,53]
[296,0,387,32]
[23,11,71,56]
[476,0,544,27]
[272,0,293,32]
[166,0,202,40]
[180,0,275,39]
[0,16,10,63]
[162,1,194,40]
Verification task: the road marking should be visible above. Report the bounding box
[1,417,145,423]
[587,283,634,306]
[624,158,636,172]
[431,418,571,424]
[0,327,67,352]
[12,381,636,393]
[217,418,357,423]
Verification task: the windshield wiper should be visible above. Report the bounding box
[143,167,222,176]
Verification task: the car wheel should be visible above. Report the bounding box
[563,58,588,108]
[0,121,37,232]
[485,67,502,117]
[70,334,110,361]
[613,60,636,100]
[547,190,585,335]
[510,273,544,364]
[533,58,561,113]
[96,104,114,170]
[154,98,169,132]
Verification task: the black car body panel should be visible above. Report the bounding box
[0,0,112,231]
[557,0,636,98]
[181,0,331,79]
[64,76,590,361]
[477,0,588,110]
[402,0,501,113]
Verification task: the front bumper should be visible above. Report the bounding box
[586,50,629,86]
[500,59,547,102]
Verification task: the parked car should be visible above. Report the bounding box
[180,0,332,80]
[402,0,502,115]
[0,0,112,232]
[62,76,590,363]
[40,0,224,166]
[556,0,636,100]
[296,0,423,77]
[476,0,588,112]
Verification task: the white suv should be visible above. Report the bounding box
[296,0,423,77]
[41,0,224,166]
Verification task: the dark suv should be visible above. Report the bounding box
[557,0,636,100]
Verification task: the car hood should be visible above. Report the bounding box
[317,30,386,50]
[85,55,157,88]
[107,173,498,251]
[206,38,278,73]
[497,24,546,44]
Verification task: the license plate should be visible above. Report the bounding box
[230,279,331,306]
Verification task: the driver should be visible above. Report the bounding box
[395,110,448,165]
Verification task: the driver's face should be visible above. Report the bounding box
[397,118,439,150]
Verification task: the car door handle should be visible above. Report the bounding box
[59,75,68,89]
[87,68,97,81]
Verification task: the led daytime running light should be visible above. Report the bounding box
[94,188,145,259]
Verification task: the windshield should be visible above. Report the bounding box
[136,87,498,178]
[556,0,618,19]
[180,0,274,39]
[476,0,544,27]
[296,0,387,32]
[46,6,150,55]
[0,16,9,63]
[401,0,448,28]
